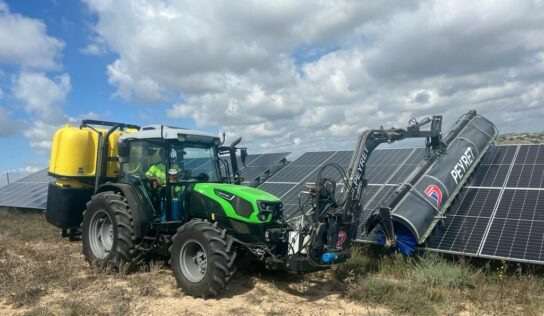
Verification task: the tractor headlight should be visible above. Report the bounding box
[258,201,283,222]
[258,212,269,221]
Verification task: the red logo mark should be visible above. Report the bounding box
[337,231,347,246]
[425,184,443,208]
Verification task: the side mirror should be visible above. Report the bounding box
[230,137,242,149]
[118,140,130,163]
[241,148,248,167]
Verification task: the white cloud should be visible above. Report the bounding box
[80,36,108,55]
[13,72,71,124]
[0,106,18,137]
[0,1,8,14]
[68,111,102,124]
[13,72,72,151]
[167,103,194,118]
[22,120,60,150]
[84,0,544,153]
[3,165,42,174]
[0,1,69,159]
[0,2,64,70]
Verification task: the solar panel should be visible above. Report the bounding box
[479,191,544,263]
[259,148,421,217]
[0,168,52,210]
[219,153,289,185]
[464,145,516,187]
[479,190,544,263]
[257,144,544,263]
[396,144,544,265]
[0,171,33,188]
[360,184,399,225]
[258,182,295,198]
[239,153,289,184]
[425,188,500,255]
[387,148,426,185]
[261,151,338,215]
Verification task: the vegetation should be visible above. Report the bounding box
[0,212,367,315]
[337,246,544,315]
[498,132,544,144]
[3,212,544,315]
[0,212,166,315]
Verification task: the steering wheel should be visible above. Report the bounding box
[196,172,209,182]
[136,166,162,190]
[126,162,142,175]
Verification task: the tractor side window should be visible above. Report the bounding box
[121,140,166,216]
[122,141,145,177]
[122,141,166,181]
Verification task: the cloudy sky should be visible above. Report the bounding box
[0,0,543,173]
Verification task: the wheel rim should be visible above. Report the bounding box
[180,240,207,283]
[89,209,114,259]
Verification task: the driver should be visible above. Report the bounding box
[146,148,166,187]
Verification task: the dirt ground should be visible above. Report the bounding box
[0,212,384,316]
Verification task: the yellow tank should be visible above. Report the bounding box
[49,125,133,180]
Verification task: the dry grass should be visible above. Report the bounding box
[498,132,544,144]
[0,212,171,315]
[0,212,375,315]
[337,246,544,315]
[4,213,544,315]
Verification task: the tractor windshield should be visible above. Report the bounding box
[170,143,221,182]
[121,140,221,183]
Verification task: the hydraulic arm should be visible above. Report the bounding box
[285,110,497,270]
[309,115,445,261]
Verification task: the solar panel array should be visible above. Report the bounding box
[258,148,423,217]
[219,153,289,184]
[423,144,544,264]
[238,153,289,184]
[0,168,52,210]
[256,144,544,265]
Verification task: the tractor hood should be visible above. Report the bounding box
[192,183,282,224]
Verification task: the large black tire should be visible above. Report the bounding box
[169,219,237,298]
[82,191,139,270]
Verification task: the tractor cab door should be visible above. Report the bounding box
[166,142,222,220]
[121,140,168,218]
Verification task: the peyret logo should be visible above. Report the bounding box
[424,184,443,208]
[337,231,347,246]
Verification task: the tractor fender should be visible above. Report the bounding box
[96,183,151,240]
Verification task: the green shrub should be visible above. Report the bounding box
[336,247,379,280]
[346,275,439,315]
[410,253,476,289]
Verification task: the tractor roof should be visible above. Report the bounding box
[120,125,220,144]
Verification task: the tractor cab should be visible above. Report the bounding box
[117,125,245,223]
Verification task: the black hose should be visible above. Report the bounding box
[315,163,351,209]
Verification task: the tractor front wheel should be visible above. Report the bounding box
[82,191,139,270]
[169,219,237,298]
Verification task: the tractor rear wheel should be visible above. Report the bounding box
[169,219,237,298]
[82,191,139,270]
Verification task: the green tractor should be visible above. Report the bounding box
[83,126,288,296]
[47,121,352,298]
